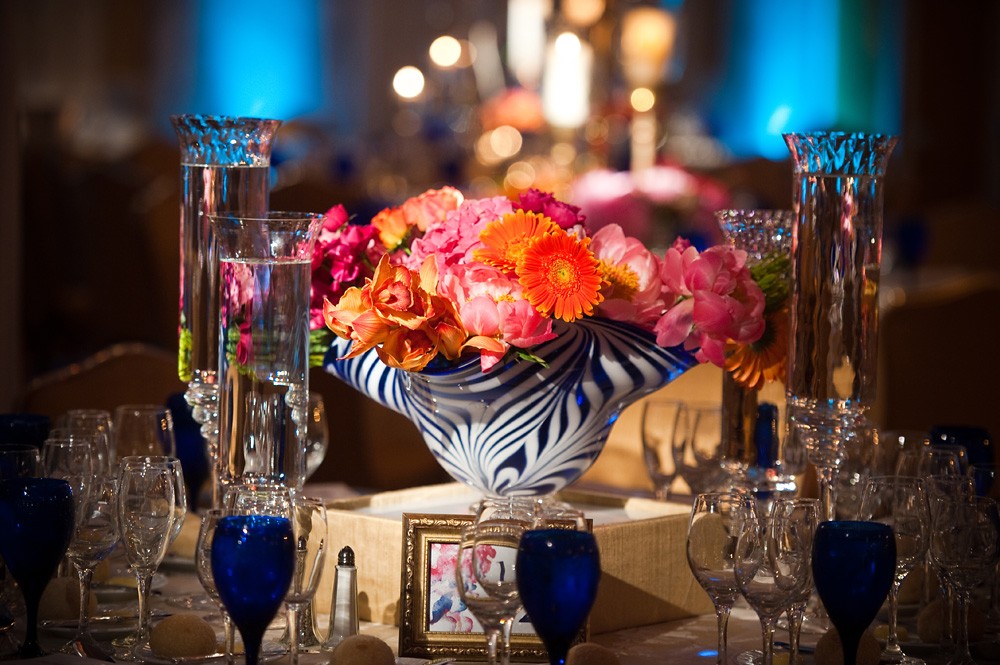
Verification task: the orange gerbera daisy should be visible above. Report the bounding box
[517,233,605,323]
[724,308,789,390]
[598,259,640,301]
[474,209,559,275]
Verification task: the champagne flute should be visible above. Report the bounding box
[812,521,896,665]
[857,476,930,665]
[62,477,119,656]
[115,457,177,656]
[0,477,76,657]
[516,524,601,665]
[735,497,815,665]
[687,492,753,665]
[113,404,177,457]
[212,508,295,665]
[641,399,684,500]
[285,495,327,665]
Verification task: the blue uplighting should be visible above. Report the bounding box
[698,649,719,658]
[705,0,902,159]
[193,0,324,119]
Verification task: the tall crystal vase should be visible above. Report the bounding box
[211,212,323,491]
[716,209,799,496]
[171,115,280,506]
[783,132,898,520]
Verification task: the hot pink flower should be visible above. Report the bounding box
[515,188,586,230]
[310,215,382,330]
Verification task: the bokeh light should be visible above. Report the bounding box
[429,36,462,68]
[393,66,425,99]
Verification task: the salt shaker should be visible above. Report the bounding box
[322,545,358,651]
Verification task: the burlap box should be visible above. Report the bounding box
[314,482,712,634]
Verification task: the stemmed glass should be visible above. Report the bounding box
[456,511,528,665]
[769,498,820,665]
[0,477,76,657]
[812,521,897,665]
[42,434,95,501]
[969,463,1000,630]
[516,521,601,665]
[285,495,327,665]
[115,456,177,656]
[875,429,928,476]
[735,497,816,665]
[857,476,930,665]
[212,494,295,665]
[194,508,232,659]
[58,409,115,476]
[686,492,754,665]
[641,399,683,500]
[113,404,177,457]
[674,403,727,495]
[928,493,1000,665]
[63,477,119,656]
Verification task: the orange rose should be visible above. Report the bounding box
[377,327,439,371]
[371,206,409,251]
[401,186,464,232]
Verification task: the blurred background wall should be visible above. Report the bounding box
[2,0,998,413]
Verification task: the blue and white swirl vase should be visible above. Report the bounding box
[323,317,697,497]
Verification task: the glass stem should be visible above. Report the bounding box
[485,626,499,665]
[287,602,301,665]
[955,590,972,663]
[942,579,955,649]
[499,617,514,665]
[883,579,904,659]
[817,463,839,521]
[787,604,804,664]
[715,604,732,665]
[136,570,154,647]
[761,616,776,665]
[223,610,235,665]
[75,565,95,639]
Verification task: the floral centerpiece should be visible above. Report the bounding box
[308,187,788,496]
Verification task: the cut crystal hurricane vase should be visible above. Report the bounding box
[324,317,696,496]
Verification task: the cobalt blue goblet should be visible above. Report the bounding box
[211,514,295,665]
[516,528,601,665]
[0,477,75,657]
[812,521,896,665]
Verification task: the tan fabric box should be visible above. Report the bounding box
[314,483,712,634]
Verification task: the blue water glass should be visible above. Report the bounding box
[0,414,50,447]
[516,528,601,665]
[211,514,295,665]
[0,477,75,657]
[812,521,896,665]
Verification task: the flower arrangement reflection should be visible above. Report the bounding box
[309,187,788,386]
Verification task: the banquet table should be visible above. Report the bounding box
[9,483,995,665]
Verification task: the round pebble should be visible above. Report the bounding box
[567,642,621,665]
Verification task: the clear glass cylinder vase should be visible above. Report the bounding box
[782,131,897,519]
[211,212,324,491]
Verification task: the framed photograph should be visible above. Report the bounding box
[399,513,551,661]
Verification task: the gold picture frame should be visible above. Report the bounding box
[398,513,550,661]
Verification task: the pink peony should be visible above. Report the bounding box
[515,188,586,230]
[589,224,665,328]
[405,196,514,272]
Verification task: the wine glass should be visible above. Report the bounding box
[113,404,177,457]
[735,497,815,665]
[212,511,295,665]
[124,455,187,545]
[63,477,119,656]
[895,446,961,478]
[115,456,177,656]
[516,524,601,665]
[687,492,754,665]
[194,508,233,658]
[772,498,820,665]
[674,403,727,494]
[284,495,327,665]
[812,521,896,665]
[304,393,329,481]
[0,477,76,657]
[0,443,40,479]
[969,463,1000,628]
[641,399,684,500]
[876,429,928,476]
[59,409,115,477]
[928,493,1000,665]
[41,434,95,501]
[857,476,930,665]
